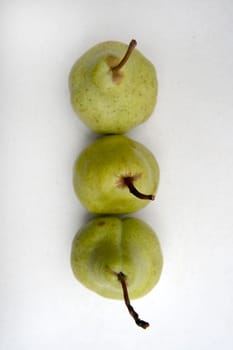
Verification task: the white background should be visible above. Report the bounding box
[1,0,233,349]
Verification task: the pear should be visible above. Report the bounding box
[73,135,159,214]
[69,39,158,134]
[71,216,163,328]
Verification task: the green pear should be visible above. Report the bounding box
[69,39,158,134]
[73,135,159,214]
[71,216,163,328]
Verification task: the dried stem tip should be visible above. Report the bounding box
[117,272,150,329]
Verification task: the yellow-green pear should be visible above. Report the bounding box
[73,135,159,214]
[71,216,163,328]
[69,39,158,134]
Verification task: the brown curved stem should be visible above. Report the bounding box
[111,39,137,73]
[117,272,149,329]
[124,177,155,201]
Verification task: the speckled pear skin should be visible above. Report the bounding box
[71,216,163,299]
[73,135,159,214]
[69,41,158,134]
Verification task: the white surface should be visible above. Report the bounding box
[1,0,233,349]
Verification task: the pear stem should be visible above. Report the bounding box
[116,272,149,329]
[123,176,155,201]
[111,39,137,73]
